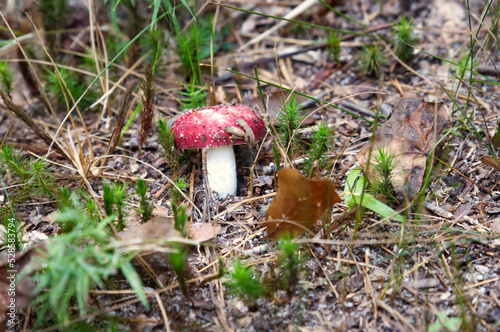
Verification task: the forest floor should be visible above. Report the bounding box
[0,0,500,331]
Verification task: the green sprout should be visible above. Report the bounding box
[135,178,153,223]
[371,148,398,203]
[359,43,388,78]
[327,32,342,61]
[275,94,304,159]
[276,233,303,298]
[227,260,265,302]
[157,117,182,179]
[392,17,418,64]
[103,181,129,231]
[304,121,333,176]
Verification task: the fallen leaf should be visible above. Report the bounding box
[357,92,449,203]
[118,217,189,284]
[480,156,500,172]
[189,223,221,242]
[265,168,341,240]
[118,216,182,240]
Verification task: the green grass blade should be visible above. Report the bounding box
[352,192,406,223]
[344,168,405,222]
[120,101,143,143]
[121,261,149,308]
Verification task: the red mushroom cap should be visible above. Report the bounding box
[171,104,266,149]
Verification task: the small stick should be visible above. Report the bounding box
[202,148,212,222]
[189,165,196,228]
[340,100,376,117]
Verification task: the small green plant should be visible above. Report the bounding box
[274,94,304,159]
[177,25,203,81]
[57,186,73,210]
[157,117,182,178]
[0,144,24,178]
[81,189,101,222]
[56,188,84,232]
[103,181,114,217]
[175,16,216,81]
[179,78,207,110]
[29,209,147,327]
[44,68,96,110]
[103,181,129,231]
[168,177,190,207]
[135,178,153,223]
[28,159,56,198]
[140,28,166,63]
[370,148,398,203]
[276,233,302,298]
[304,121,333,176]
[226,259,265,302]
[392,17,418,63]
[359,43,387,78]
[112,182,128,231]
[327,32,342,61]
[169,243,189,297]
[427,311,462,332]
[0,60,13,96]
[172,202,188,237]
[57,188,100,232]
[0,144,56,199]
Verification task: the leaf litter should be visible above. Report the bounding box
[265,168,341,240]
[357,92,450,204]
[1,0,500,331]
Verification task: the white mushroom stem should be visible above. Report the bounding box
[205,145,237,199]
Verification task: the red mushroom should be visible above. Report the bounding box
[171,104,266,198]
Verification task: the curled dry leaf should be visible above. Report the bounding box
[265,168,341,240]
[357,92,449,203]
[480,156,500,172]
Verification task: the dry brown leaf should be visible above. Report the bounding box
[118,217,188,282]
[480,156,500,172]
[265,168,341,240]
[118,216,182,240]
[357,92,449,203]
[189,223,221,242]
